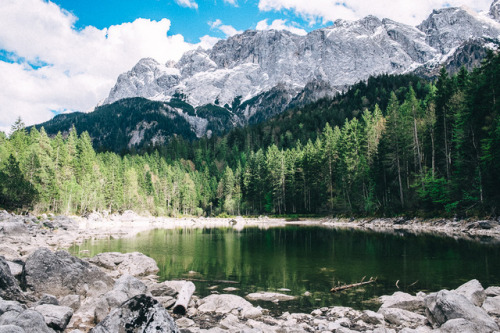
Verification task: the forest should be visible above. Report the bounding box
[1,52,499,217]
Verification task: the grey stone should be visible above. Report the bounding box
[358,310,384,325]
[0,325,26,333]
[246,292,296,302]
[438,318,487,333]
[198,294,254,314]
[380,291,425,313]
[424,290,498,331]
[5,263,21,280]
[34,304,73,331]
[0,247,20,262]
[59,295,80,312]
[0,300,25,316]
[482,296,500,316]
[22,248,113,297]
[0,309,52,333]
[37,294,59,306]
[485,286,500,297]
[378,307,427,328]
[0,257,24,302]
[90,294,179,333]
[88,252,159,278]
[453,279,486,307]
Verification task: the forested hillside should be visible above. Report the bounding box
[1,52,500,217]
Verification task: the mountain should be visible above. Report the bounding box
[38,1,500,148]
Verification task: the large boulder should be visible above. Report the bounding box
[22,248,113,297]
[0,257,24,302]
[424,290,498,331]
[0,309,53,333]
[90,294,179,333]
[485,286,500,297]
[33,304,73,331]
[453,279,486,307]
[93,275,149,323]
[88,252,159,278]
[0,325,26,333]
[379,291,426,313]
[438,318,486,333]
[198,294,254,314]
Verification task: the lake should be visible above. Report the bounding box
[69,225,500,313]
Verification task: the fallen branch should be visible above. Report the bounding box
[330,277,377,293]
[173,281,196,315]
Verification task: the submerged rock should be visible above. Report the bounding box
[90,294,178,333]
[246,292,296,302]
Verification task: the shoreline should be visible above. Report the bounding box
[1,210,500,332]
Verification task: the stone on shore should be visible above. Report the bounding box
[380,291,426,313]
[22,248,113,297]
[424,290,498,331]
[198,294,254,314]
[90,294,178,333]
[0,257,24,302]
[33,304,73,331]
[0,325,26,333]
[482,296,500,316]
[378,307,427,328]
[453,279,486,307]
[88,252,159,278]
[485,286,500,297]
[0,309,53,333]
[438,318,487,333]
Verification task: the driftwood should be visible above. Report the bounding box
[173,281,196,315]
[330,277,377,293]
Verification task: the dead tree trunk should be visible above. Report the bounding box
[173,281,196,315]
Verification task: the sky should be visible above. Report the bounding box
[0,0,495,134]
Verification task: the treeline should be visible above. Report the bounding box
[1,53,499,216]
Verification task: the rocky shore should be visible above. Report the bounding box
[1,210,500,332]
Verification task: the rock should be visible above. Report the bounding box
[88,252,159,278]
[424,290,498,331]
[154,296,176,309]
[0,325,26,333]
[198,294,254,314]
[0,247,20,262]
[59,295,80,312]
[149,283,177,297]
[358,310,384,325]
[5,263,22,279]
[22,248,113,297]
[94,275,149,323]
[485,286,500,297]
[482,296,500,316]
[380,291,426,313]
[311,309,322,316]
[0,309,53,333]
[0,257,24,302]
[246,292,296,302]
[378,307,427,328]
[222,287,239,292]
[0,300,25,315]
[33,304,73,331]
[399,327,433,333]
[0,223,27,236]
[438,318,487,332]
[90,294,179,333]
[176,317,195,328]
[453,279,486,307]
[37,294,59,306]
[242,307,262,319]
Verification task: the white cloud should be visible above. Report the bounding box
[0,0,210,133]
[224,0,239,6]
[208,19,243,37]
[175,0,199,9]
[256,19,308,35]
[258,0,494,26]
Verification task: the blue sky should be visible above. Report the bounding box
[0,0,494,133]
[51,0,319,43]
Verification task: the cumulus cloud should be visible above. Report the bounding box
[224,0,239,6]
[208,19,243,37]
[256,19,308,35]
[0,0,211,133]
[258,0,494,26]
[175,0,199,9]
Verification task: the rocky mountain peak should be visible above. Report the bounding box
[490,0,500,21]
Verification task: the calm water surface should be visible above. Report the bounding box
[69,226,500,313]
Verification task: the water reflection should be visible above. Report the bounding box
[70,226,500,313]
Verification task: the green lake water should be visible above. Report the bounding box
[69,226,500,313]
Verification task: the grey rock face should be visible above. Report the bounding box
[490,0,500,21]
[33,304,73,331]
[438,318,488,332]
[482,295,500,316]
[379,291,426,313]
[90,294,179,333]
[22,248,113,297]
[0,257,24,302]
[424,290,498,331]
